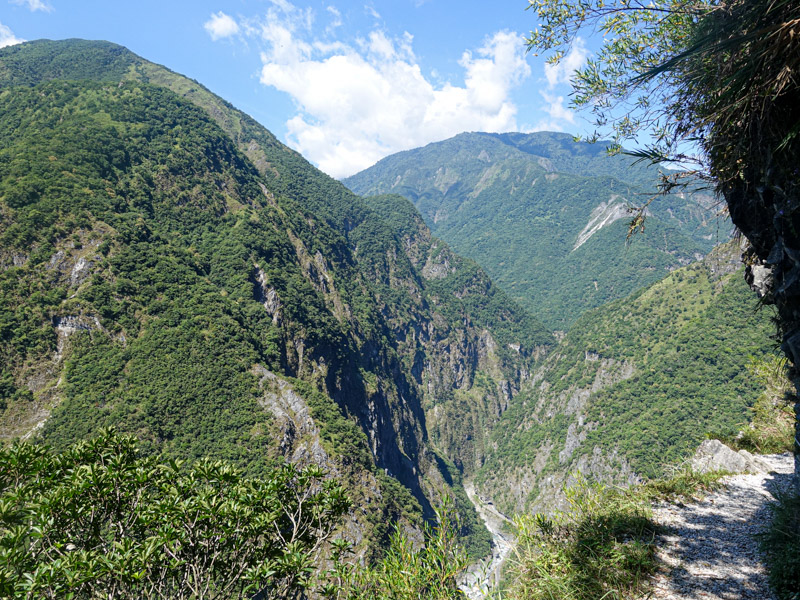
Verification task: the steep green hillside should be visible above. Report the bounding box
[0,39,551,556]
[344,132,726,330]
[359,194,551,474]
[473,242,778,515]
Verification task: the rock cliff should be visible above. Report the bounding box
[0,39,553,554]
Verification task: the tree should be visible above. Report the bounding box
[0,430,350,599]
[525,0,799,476]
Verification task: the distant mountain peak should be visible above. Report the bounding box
[344,131,728,330]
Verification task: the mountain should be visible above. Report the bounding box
[470,241,778,515]
[0,39,552,555]
[344,132,728,331]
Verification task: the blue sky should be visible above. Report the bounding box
[0,0,592,178]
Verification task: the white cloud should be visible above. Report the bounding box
[11,0,51,12]
[0,22,24,48]
[540,91,575,124]
[255,3,531,178]
[204,12,240,41]
[326,6,342,32]
[364,4,380,20]
[543,38,588,88]
[529,38,588,133]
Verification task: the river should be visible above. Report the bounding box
[459,482,515,599]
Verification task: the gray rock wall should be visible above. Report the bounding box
[727,182,800,490]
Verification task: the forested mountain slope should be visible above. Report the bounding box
[472,241,778,515]
[0,39,552,555]
[345,132,727,330]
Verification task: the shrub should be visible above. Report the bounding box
[0,429,350,599]
[760,490,800,600]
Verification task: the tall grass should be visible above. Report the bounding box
[503,469,728,600]
[759,490,800,600]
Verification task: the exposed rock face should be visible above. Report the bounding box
[478,350,638,515]
[726,181,800,485]
[573,196,631,251]
[691,439,773,474]
[254,366,334,470]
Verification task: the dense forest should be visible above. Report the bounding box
[345,131,726,331]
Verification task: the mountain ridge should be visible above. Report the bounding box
[0,39,549,555]
[344,130,727,330]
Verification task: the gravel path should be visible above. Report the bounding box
[647,453,795,600]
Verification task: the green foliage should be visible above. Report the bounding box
[345,132,723,330]
[0,430,350,600]
[476,243,778,513]
[0,39,137,88]
[525,0,705,161]
[319,498,468,600]
[709,355,795,454]
[508,478,658,600]
[759,490,800,600]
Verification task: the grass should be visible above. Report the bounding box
[502,468,730,600]
[711,355,796,455]
[639,467,729,502]
[711,393,795,455]
[760,489,800,600]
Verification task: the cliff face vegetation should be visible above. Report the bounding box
[0,39,554,555]
[474,241,779,515]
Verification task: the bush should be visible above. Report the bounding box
[0,430,350,599]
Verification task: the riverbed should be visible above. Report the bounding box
[459,482,515,599]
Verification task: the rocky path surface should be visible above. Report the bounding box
[648,453,794,600]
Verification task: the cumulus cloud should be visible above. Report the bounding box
[543,38,588,88]
[532,38,588,132]
[532,92,576,132]
[255,2,531,178]
[0,22,24,48]
[11,0,51,12]
[204,11,240,41]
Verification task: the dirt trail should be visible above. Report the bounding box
[648,453,794,600]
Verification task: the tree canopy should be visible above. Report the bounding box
[525,0,800,192]
[0,430,350,599]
